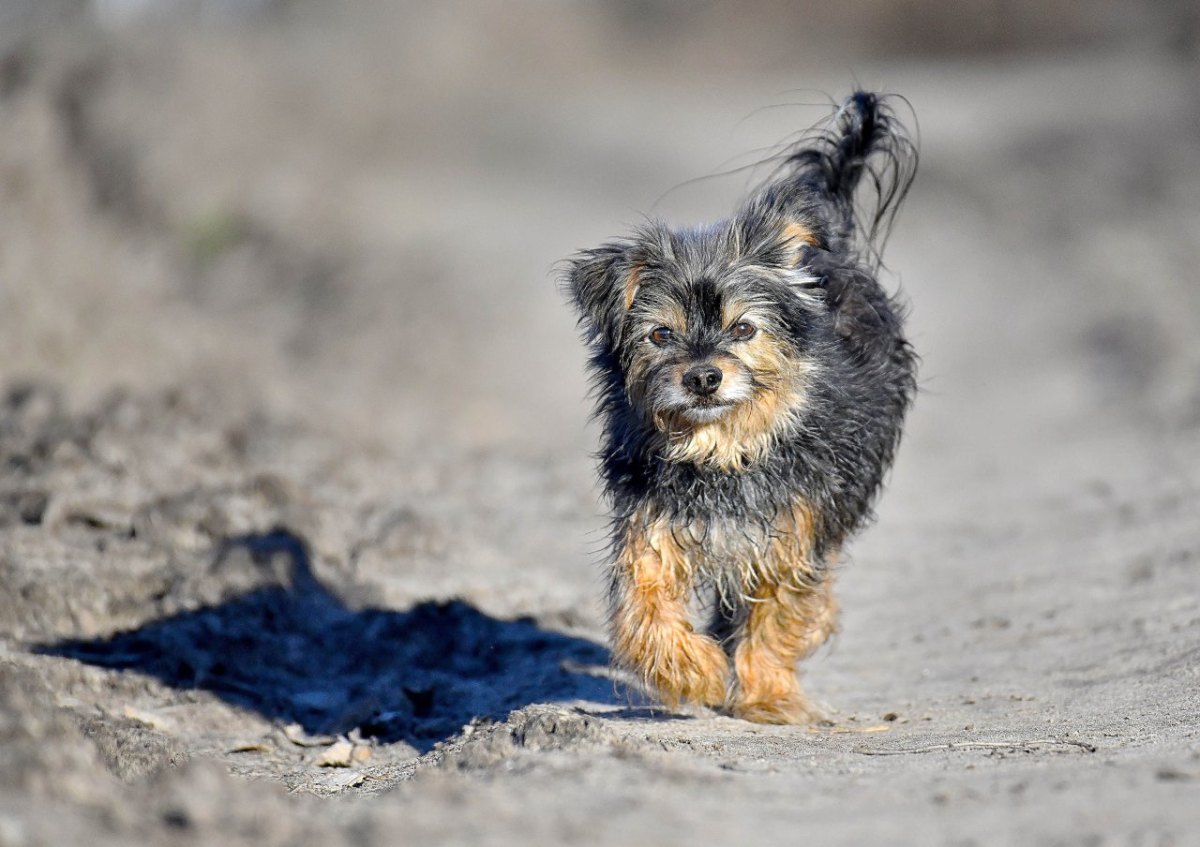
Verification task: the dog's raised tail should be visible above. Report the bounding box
[780,91,918,265]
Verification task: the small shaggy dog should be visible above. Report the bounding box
[565,92,918,723]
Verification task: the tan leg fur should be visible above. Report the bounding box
[611,511,730,708]
[731,576,839,724]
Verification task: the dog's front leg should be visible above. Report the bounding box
[730,575,838,724]
[610,514,729,708]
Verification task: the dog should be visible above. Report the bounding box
[564,92,918,723]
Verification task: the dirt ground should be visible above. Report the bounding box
[2,3,1199,845]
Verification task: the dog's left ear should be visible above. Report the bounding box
[776,221,822,269]
[566,242,642,350]
[734,205,823,270]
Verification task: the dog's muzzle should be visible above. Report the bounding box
[682,364,723,397]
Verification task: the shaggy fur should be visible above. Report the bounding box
[565,92,918,723]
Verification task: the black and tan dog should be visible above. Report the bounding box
[565,92,918,723]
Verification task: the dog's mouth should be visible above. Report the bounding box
[651,365,754,428]
[676,400,736,424]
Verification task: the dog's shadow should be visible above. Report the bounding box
[38,529,617,752]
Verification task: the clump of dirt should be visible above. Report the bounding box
[0,383,620,826]
[43,567,612,751]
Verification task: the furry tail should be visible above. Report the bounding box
[780,92,918,266]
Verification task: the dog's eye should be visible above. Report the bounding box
[649,327,673,346]
[730,322,757,341]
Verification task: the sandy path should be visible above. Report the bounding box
[1,10,1198,845]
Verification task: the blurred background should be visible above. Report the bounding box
[3,0,1197,474]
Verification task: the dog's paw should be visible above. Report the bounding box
[731,694,822,725]
[647,631,730,709]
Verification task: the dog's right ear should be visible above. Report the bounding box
[565,242,641,351]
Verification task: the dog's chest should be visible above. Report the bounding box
[649,495,818,588]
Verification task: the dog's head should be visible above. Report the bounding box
[567,214,826,467]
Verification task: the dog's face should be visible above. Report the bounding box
[625,267,804,428]
[569,218,824,466]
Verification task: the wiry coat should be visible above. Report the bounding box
[566,92,918,722]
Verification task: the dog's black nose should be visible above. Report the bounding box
[682,365,723,396]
